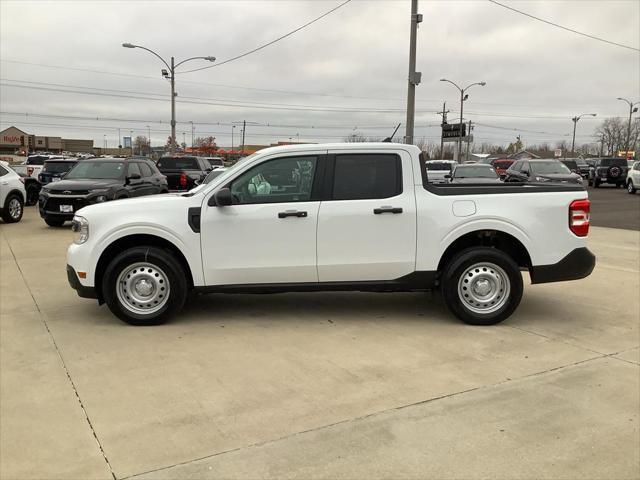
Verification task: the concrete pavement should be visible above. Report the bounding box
[1,207,638,480]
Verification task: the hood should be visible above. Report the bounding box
[76,192,186,217]
[43,178,122,191]
[450,177,502,184]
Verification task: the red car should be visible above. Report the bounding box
[491,159,515,178]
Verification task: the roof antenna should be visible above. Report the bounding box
[382,123,401,143]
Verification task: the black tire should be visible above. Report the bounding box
[2,193,24,223]
[628,180,637,194]
[441,247,523,326]
[102,246,187,326]
[44,217,66,227]
[593,178,600,188]
[25,184,39,206]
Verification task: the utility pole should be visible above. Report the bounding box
[241,120,246,155]
[190,121,195,149]
[437,101,450,158]
[404,0,422,145]
[147,125,151,156]
[465,120,473,162]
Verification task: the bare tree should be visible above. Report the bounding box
[344,133,367,143]
[594,118,626,156]
[133,135,149,156]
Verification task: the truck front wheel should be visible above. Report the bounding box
[102,246,187,325]
[441,247,523,326]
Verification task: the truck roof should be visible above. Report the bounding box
[253,142,421,157]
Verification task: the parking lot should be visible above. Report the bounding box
[1,193,639,480]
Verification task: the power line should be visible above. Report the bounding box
[487,0,640,52]
[178,0,354,74]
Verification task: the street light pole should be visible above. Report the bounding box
[440,79,486,161]
[146,125,150,156]
[404,0,422,145]
[122,43,215,153]
[617,97,639,157]
[571,113,597,155]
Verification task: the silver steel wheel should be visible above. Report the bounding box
[8,198,22,219]
[457,262,511,314]
[116,262,170,315]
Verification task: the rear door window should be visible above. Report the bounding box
[332,154,401,200]
[127,162,141,177]
[139,162,153,177]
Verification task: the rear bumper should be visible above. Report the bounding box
[67,265,97,299]
[529,248,596,284]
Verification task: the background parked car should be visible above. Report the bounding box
[0,161,26,223]
[39,157,168,226]
[588,157,629,188]
[490,158,515,179]
[574,158,591,178]
[38,158,80,185]
[627,161,640,194]
[12,154,66,179]
[17,173,41,206]
[446,164,501,183]
[424,160,456,183]
[206,157,225,169]
[156,156,214,191]
[505,159,582,184]
[560,159,579,174]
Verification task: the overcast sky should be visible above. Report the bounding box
[1,0,639,150]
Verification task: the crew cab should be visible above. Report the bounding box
[66,143,595,326]
[156,156,214,191]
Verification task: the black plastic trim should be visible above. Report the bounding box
[193,271,437,294]
[66,265,98,299]
[529,247,596,284]
[423,182,586,196]
[188,207,201,233]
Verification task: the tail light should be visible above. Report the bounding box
[27,166,34,176]
[569,199,590,237]
[179,173,187,188]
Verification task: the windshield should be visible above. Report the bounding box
[453,166,498,178]
[65,161,125,179]
[600,158,627,167]
[157,157,199,170]
[188,153,259,193]
[425,162,453,171]
[530,161,571,174]
[203,169,227,184]
[26,155,48,165]
[44,161,77,174]
[207,158,224,167]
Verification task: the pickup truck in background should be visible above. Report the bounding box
[156,156,215,191]
[66,143,595,327]
[12,154,66,179]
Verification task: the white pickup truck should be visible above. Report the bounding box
[67,143,595,326]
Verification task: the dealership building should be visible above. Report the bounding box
[0,126,94,155]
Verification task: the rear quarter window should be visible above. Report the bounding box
[332,153,401,200]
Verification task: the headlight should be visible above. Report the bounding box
[95,195,107,203]
[535,176,550,182]
[71,216,89,244]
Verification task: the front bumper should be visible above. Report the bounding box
[529,248,596,284]
[67,265,98,299]
[39,193,104,219]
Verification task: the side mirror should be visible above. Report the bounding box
[209,187,233,207]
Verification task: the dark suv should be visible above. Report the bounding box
[38,158,80,185]
[39,157,168,226]
[588,157,629,188]
[156,156,213,191]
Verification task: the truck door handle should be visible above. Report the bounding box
[373,207,403,214]
[278,210,308,218]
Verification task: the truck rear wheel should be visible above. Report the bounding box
[441,247,523,326]
[102,246,187,325]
